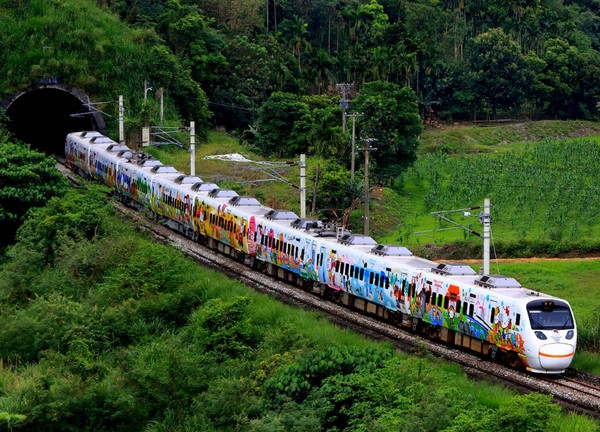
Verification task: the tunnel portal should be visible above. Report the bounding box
[2,82,106,156]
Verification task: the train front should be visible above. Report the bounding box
[522,299,577,374]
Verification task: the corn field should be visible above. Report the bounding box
[402,139,600,242]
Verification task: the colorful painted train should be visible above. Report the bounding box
[65,131,577,374]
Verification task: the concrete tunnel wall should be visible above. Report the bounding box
[1,83,106,156]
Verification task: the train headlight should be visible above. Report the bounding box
[566,330,574,340]
[534,331,547,340]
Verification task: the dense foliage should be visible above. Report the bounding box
[0,130,67,246]
[1,0,599,158]
[0,184,597,431]
[102,0,600,127]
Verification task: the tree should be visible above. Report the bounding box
[0,133,68,246]
[255,92,310,157]
[352,81,423,181]
[468,28,530,118]
[540,38,591,118]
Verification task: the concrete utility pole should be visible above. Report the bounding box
[159,87,164,124]
[300,153,306,218]
[362,138,377,236]
[346,112,363,181]
[118,95,124,145]
[482,198,491,275]
[190,121,196,176]
[142,81,153,147]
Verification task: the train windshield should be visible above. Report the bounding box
[527,299,574,330]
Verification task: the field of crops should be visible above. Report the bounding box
[396,139,600,247]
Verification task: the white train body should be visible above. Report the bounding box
[65,132,577,374]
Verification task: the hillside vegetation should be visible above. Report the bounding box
[0,184,598,430]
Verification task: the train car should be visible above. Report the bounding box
[65,131,577,374]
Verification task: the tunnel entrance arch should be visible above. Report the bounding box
[1,80,106,156]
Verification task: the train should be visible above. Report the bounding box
[65,131,577,374]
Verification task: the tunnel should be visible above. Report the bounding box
[2,83,106,156]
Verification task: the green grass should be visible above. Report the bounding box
[491,260,600,320]
[419,120,600,153]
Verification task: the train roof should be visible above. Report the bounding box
[191,182,219,192]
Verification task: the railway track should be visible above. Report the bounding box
[109,197,600,419]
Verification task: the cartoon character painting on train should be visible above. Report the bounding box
[303,240,318,281]
[116,167,130,195]
[408,273,426,317]
[149,184,160,213]
[233,218,246,251]
[192,197,205,234]
[247,216,257,256]
[107,162,116,188]
[488,303,524,352]
[446,284,460,329]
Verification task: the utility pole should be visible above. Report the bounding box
[414,199,493,275]
[118,95,124,145]
[300,154,306,218]
[482,198,491,275]
[362,138,376,236]
[346,112,363,181]
[190,121,195,176]
[336,83,353,133]
[142,81,153,147]
[159,87,164,124]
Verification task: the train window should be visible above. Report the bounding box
[335,260,340,272]
[431,292,437,305]
[443,297,449,309]
[360,268,364,280]
[369,273,374,285]
[516,313,521,326]
[490,308,496,324]
[437,295,443,307]
[374,274,380,287]
[301,249,304,261]
[468,304,474,317]
[385,276,390,289]
[462,302,468,315]
[456,300,462,315]
[527,300,574,330]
